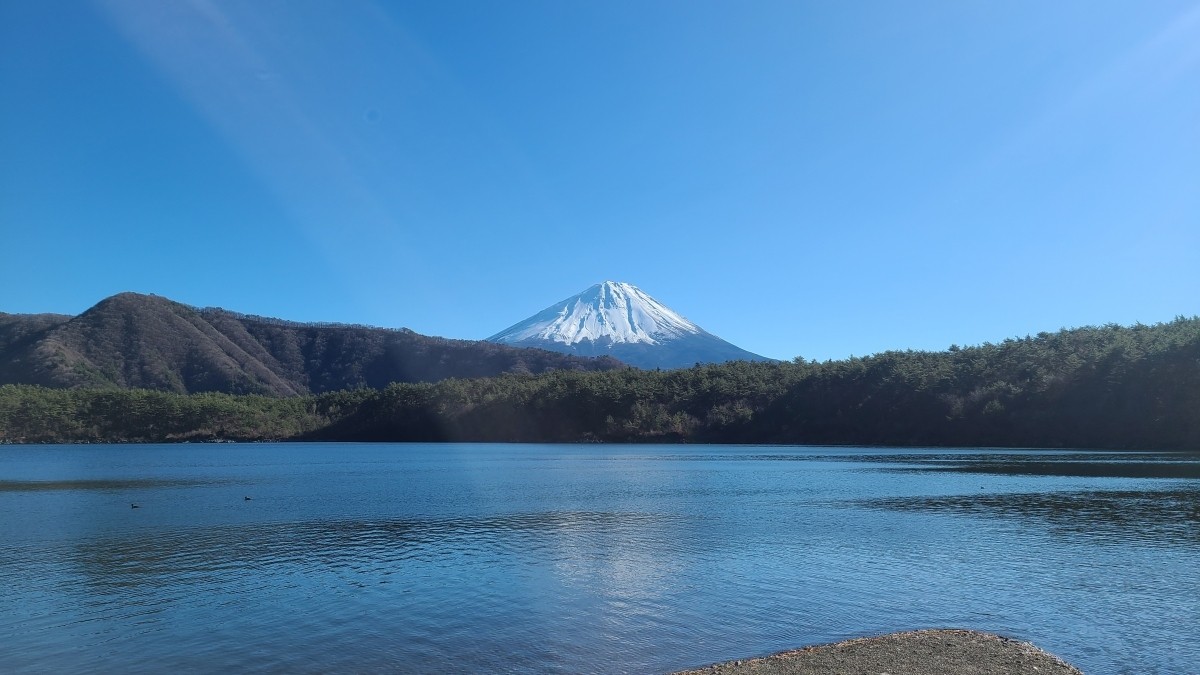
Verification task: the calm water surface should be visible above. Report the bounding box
[0,444,1196,674]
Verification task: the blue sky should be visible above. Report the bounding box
[2,1,1197,361]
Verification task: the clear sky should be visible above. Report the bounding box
[2,1,1198,361]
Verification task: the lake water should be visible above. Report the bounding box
[0,444,1196,674]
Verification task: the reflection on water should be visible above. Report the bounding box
[861,489,1200,547]
[908,460,1200,479]
[0,478,222,492]
[0,444,1197,675]
[626,450,1200,478]
[830,451,1200,479]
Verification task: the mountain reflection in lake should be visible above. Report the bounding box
[0,444,1196,674]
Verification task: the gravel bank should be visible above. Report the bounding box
[674,629,1083,675]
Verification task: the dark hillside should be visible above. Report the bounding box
[311,317,1200,450]
[0,293,302,394]
[738,319,1200,449]
[0,313,71,352]
[205,308,625,392]
[0,293,624,395]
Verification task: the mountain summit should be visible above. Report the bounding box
[487,281,773,369]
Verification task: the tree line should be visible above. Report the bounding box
[2,318,1197,450]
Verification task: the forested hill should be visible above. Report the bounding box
[0,293,622,395]
[2,317,1197,450]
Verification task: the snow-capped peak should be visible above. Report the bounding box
[488,281,702,346]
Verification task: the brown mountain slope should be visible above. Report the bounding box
[0,312,71,352]
[0,293,623,395]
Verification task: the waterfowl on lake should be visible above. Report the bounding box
[130,503,140,508]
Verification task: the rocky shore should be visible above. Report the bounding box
[674,629,1083,675]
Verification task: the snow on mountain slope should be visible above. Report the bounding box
[488,281,774,369]
[488,281,700,346]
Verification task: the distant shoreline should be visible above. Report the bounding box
[2,436,1195,453]
[673,629,1082,675]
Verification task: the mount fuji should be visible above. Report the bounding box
[487,281,774,369]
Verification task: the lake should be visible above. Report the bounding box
[0,444,1196,674]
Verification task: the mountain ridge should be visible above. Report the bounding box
[0,292,624,395]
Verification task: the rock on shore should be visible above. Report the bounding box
[674,629,1083,675]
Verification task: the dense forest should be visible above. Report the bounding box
[3,317,1197,450]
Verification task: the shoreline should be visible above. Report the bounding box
[673,629,1083,675]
